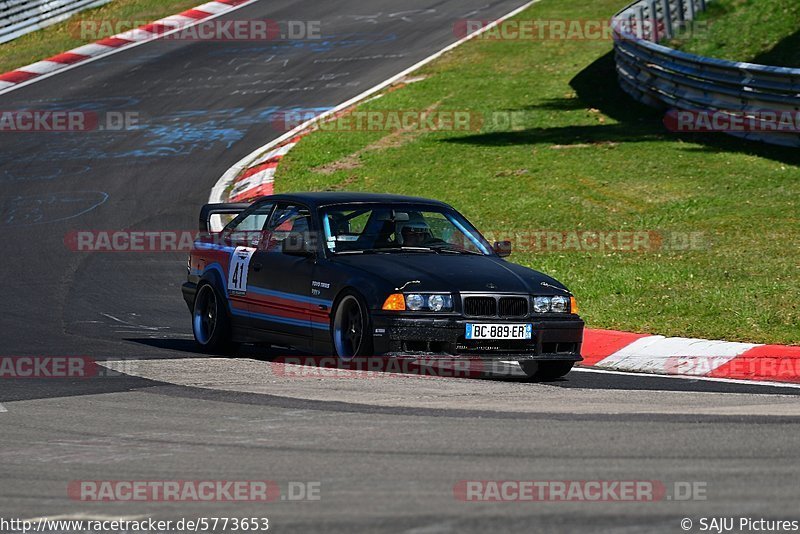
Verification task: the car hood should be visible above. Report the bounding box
[331,253,570,295]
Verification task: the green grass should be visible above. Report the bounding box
[0,0,202,73]
[277,0,800,345]
[669,0,800,66]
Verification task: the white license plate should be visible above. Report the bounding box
[465,324,532,340]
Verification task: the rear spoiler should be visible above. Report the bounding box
[199,203,251,233]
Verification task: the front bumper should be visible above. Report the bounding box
[371,313,584,362]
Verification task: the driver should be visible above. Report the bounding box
[397,221,433,247]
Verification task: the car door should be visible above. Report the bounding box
[215,201,274,329]
[246,202,317,346]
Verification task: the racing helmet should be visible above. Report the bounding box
[396,219,432,246]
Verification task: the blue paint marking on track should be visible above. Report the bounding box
[0,191,109,227]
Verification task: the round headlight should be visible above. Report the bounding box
[533,296,551,313]
[551,296,570,313]
[428,295,445,311]
[406,294,425,311]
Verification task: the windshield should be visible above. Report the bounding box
[321,204,493,255]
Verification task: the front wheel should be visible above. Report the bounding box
[520,361,574,381]
[332,291,374,360]
[192,283,233,353]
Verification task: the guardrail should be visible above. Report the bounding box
[1,0,113,44]
[612,0,800,147]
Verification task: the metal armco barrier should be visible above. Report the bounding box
[0,0,113,44]
[612,0,800,147]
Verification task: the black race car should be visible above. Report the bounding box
[182,193,584,380]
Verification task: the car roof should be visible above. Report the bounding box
[256,192,452,209]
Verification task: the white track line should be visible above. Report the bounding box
[0,0,261,97]
[574,367,800,390]
[209,0,542,203]
[0,403,7,413]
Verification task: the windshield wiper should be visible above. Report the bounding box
[374,247,439,253]
[332,248,430,255]
[335,246,484,255]
[428,244,485,256]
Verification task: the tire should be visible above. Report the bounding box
[519,361,574,381]
[192,283,234,353]
[331,291,374,361]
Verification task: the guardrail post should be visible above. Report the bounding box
[675,0,685,25]
[647,0,660,41]
[634,5,645,39]
[661,0,674,39]
[686,0,696,21]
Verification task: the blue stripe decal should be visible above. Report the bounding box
[247,286,334,307]
[201,262,333,308]
[196,242,236,253]
[231,308,329,331]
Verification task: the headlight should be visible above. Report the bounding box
[401,293,453,312]
[551,295,570,313]
[428,295,446,311]
[532,295,574,313]
[406,294,425,311]
[533,296,551,313]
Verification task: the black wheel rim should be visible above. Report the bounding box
[193,285,217,345]
[334,296,363,360]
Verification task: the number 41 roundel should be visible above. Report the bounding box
[228,246,256,296]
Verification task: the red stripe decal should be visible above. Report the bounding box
[249,294,315,312]
[250,303,314,323]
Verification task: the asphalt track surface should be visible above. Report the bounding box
[1,1,799,532]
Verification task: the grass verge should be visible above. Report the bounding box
[669,0,800,66]
[0,0,203,73]
[277,0,800,344]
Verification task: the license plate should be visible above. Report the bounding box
[465,324,532,340]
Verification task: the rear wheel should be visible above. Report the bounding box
[520,361,574,381]
[332,292,374,361]
[192,283,233,353]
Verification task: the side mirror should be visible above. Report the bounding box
[282,232,316,258]
[493,240,512,258]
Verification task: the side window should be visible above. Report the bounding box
[225,203,273,246]
[264,204,312,253]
